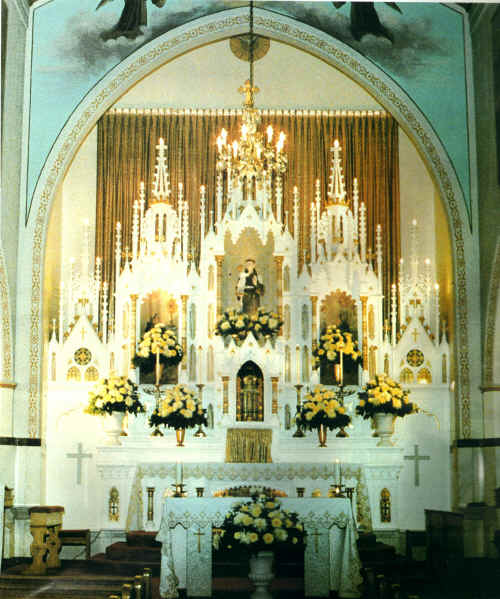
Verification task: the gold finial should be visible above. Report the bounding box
[238,79,259,108]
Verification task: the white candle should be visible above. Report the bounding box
[335,458,341,486]
[176,461,183,485]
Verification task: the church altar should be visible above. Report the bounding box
[156,497,362,598]
[38,88,453,563]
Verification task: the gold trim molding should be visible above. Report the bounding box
[27,9,471,437]
[483,238,500,386]
[0,382,16,389]
[0,245,13,382]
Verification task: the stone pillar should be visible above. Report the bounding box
[274,256,284,323]
[311,296,318,341]
[129,294,138,373]
[181,295,188,370]
[221,376,229,414]
[215,256,224,320]
[271,376,279,415]
[0,383,15,437]
[360,296,368,371]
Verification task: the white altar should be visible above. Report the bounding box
[156,497,362,598]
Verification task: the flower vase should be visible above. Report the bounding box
[176,428,186,447]
[317,424,327,447]
[373,413,396,446]
[103,412,125,446]
[248,551,274,599]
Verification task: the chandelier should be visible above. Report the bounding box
[216,2,287,188]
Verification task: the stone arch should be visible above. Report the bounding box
[21,6,475,437]
[484,238,500,385]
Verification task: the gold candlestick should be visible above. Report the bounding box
[292,384,305,438]
[194,383,207,438]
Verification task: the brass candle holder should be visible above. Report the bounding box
[193,383,207,438]
[172,483,186,497]
[292,384,305,438]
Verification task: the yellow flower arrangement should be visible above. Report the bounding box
[356,373,419,418]
[133,323,183,373]
[215,307,283,343]
[296,385,351,431]
[149,384,207,430]
[312,324,361,372]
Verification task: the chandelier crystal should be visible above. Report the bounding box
[216,3,287,189]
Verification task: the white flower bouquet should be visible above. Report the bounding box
[85,374,145,415]
[213,494,306,556]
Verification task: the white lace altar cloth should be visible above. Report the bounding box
[156,497,362,598]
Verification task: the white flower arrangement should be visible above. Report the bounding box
[85,374,145,416]
[213,494,306,555]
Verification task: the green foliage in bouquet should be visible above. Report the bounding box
[312,322,361,370]
[296,385,351,431]
[213,494,307,556]
[132,323,183,373]
[356,373,419,419]
[85,374,145,415]
[149,384,208,430]
[214,307,283,342]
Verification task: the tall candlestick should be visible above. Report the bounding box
[216,174,223,224]
[353,178,359,245]
[296,345,301,384]
[155,349,161,387]
[200,185,206,240]
[391,283,397,347]
[293,186,299,238]
[359,203,366,263]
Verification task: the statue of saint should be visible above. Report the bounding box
[236,258,264,316]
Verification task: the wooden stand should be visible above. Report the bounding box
[25,506,64,574]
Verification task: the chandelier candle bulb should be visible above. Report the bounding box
[296,345,301,384]
[267,125,273,143]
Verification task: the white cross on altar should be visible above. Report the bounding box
[404,444,430,487]
[66,443,92,485]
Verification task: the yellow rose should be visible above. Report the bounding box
[271,517,282,528]
[249,532,258,543]
[251,505,262,517]
[263,533,274,544]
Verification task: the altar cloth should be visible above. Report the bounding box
[156,497,362,598]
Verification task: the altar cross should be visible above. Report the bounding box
[411,329,419,342]
[66,443,92,485]
[404,444,430,487]
[194,528,205,553]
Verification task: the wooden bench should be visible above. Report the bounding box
[59,529,91,560]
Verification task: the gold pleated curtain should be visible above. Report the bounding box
[96,110,400,320]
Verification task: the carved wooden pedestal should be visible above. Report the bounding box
[25,506,64,574]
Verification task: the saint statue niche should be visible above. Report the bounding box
[236,259,264,316]
[236,361,264,422]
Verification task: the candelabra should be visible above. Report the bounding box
[292,384,305,438]
[143,350,164,437]
[215,2,287,191]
